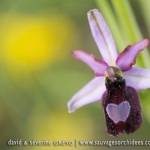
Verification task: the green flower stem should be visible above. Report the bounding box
[95,0,126,52]
[139,0,150,35]
[96,0,150,68]
[111,0,150,68]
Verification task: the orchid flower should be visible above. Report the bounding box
[67,9,150,136]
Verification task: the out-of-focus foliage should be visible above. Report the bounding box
[0,0,149,150]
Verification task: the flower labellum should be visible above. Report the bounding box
[67,9,150,137]
[102,66,142,136]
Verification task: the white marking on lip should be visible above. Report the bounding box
[106,101,131,124]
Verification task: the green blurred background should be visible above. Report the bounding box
[0,0,149,150]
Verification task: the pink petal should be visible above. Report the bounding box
[87,9,118,64]
[72,50,108,76]
[116,39,149,71]
[67,77,106,113]
[123,67,150,90]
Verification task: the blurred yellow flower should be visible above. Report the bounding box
[26,111,95,150]
[0,13,77,72]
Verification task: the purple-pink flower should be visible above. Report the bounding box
[67,9,150,136]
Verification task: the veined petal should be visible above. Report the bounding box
[123,67,150,90]
[72,50,108,76]
[87,9,118,64]
[116,39,149,71]
[67,77,106,113]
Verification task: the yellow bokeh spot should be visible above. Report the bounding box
[27,111,94,150]
[0,14,77,71]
